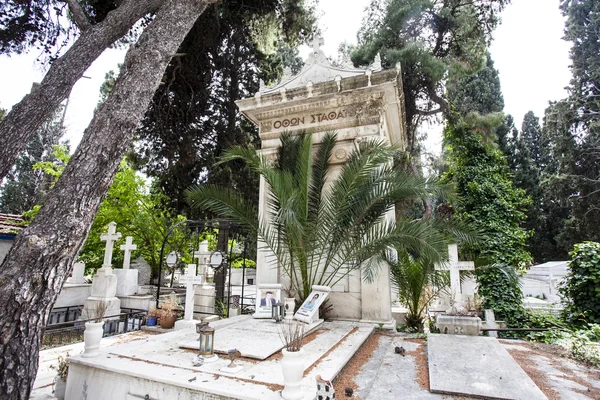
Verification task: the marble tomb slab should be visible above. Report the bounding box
[179,316,324,360]
[428,334,547,400]
[66,317,375,400]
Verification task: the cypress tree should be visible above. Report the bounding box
[443,53,532,324]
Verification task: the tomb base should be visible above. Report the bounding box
[436,314,481,336]
[90,268,117,298]
[359,318,397,330]
[117,294,153,311]
[174,319,200,331]
[54,283,91,308]
[80,297,121,320]
[113,269,139,296]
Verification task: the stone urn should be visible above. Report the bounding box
[53,376,66,400]
[281,348,305,400]
[284,298,296,320]
[82,321,104,358]
[159,314,177,329]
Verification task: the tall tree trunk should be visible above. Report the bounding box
[0,1,214,398]
[0,0,163,181]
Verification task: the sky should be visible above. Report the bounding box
[0,0,572,153]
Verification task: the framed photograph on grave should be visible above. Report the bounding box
[294,285,330,324]
[253,284,282,319]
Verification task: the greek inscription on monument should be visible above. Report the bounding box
[272,109,355,130]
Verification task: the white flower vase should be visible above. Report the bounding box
[82,321,104,358]
[281,348,305,400]
[53,376,66,400]
[284,298,296,320]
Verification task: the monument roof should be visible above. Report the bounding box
[258,35,382,95]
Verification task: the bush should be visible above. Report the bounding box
[231,258,256,269]
[476,263,525,327]
[560,242,600,325]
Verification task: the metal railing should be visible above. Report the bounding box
[46,305,83,325]
[42,307,146,350]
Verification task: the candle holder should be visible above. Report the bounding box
[196,322,218,362]
[272,302,285,323]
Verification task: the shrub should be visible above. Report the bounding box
[560,242,600,325]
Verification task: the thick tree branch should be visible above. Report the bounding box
[0,0,163,182]
[0,0,214,398]
[63,0,92,31]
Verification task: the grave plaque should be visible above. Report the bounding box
[294,285,331,324]
[253,283,282,319]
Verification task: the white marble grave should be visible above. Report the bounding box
[180,316,324,360]
[54,262,92,309]
[81,222,122,319]
[236,36,405,327]
[114,236,139,296]
[68,262,86,284]
[520,260,568,302]
[65,316,374,400]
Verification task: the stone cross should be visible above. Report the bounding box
[193,241,210,278]
[179,264,204,322]
[435,244,474,302]
[100,222,122,270]
[120,236,137,269]
[311,35,324,53]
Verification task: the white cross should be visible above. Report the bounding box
[193,240,210,265]
[120,236,137,270]
[100,222,122,269]
[435,244,474,302]
[311,35,324,53]
[179,264,204,321]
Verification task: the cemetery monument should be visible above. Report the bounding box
[236,36,407,327]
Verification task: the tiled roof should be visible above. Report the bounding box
[0,213,24,236]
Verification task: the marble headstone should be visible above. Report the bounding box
[130,256,151,285]
[68,262,86,284]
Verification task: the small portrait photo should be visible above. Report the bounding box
[260,290,277,308]
[296,290,327,318]
[257,287,281,311]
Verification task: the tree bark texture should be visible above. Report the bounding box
[0,1,213,398]
[0,0,163,182]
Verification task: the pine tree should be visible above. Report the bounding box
[352,0,510,154]
[0,108,66,214]
[134,2,314,214]
[540,0,600,251]
[537,100,575,259]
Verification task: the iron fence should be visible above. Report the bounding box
[42,307,146,350]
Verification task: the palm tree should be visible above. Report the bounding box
[186,132,452,301]
[388,247,450,332]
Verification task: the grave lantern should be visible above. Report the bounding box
[196,322,217,361]
[272,302,285,323]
